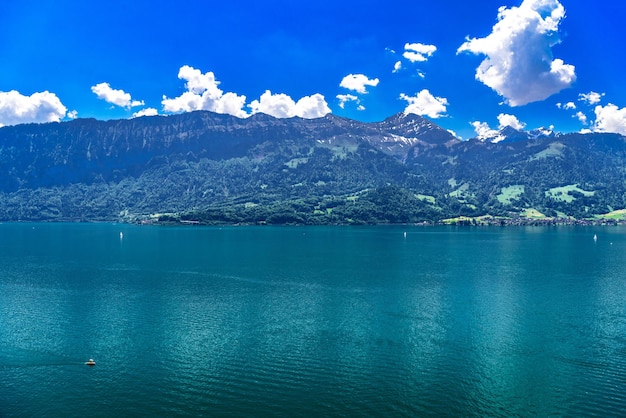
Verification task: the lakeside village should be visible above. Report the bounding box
[438,215,626,227]
[130,211,626,227]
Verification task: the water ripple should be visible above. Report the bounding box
[3,225,626,416]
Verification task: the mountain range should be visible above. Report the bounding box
[1,111,625,224]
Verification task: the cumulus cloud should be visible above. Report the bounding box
[403,42,437,63]
[337,94,367,111]
[471,121,501,140]
[177,65,221,95]
[212,92,249,117]
[248,90,330,119]
[339,74,379,94]
[390,42,436,76]
[336,94,359,109]
[67,110,78,119]
[579,91,604,105]
[162,66,248,118]
[0,90,67,127]
[471,113,527,141]
[161,66,330,119]
[556,101,576,110]
[557,100,589,125]
[132,108,159,118]
[457,0,575,106]
[248,91,295,118]
[291,93,332,118]
[497,113,526,130]
[91,82,144,108]
[592,104,626,135]
[400,89,448,119]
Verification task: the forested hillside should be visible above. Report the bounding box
[0,111,625,224]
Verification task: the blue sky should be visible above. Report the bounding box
[1,0,625,139]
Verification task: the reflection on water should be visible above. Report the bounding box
[1,224,626,416]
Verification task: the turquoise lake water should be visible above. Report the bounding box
[1,223,626,416]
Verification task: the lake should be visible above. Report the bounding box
[1,223,626,416]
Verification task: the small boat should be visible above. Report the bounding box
[594,234,598,242]
[86,359,96,366]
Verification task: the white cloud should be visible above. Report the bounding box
[556,101,576,110]
[132,108,159,118]
[497,113,526,130]
[471,113,526,141]
[339,74,379,94]
[162,66,330,120]
[392,61,402,73]
[212,92,249,117]
[162,66,248,118]
[249,90,330,119]
[162,91,200,113]
[400,89,448,119]
[471,121,501,141]
[579,91,604,105]
[337,93,367,111]
[336,94,359,109]
[592,104,626,135]
[67,110,78,119]
[448,129,461,139]
[403,42,437,62]
[557,100,587,124]
[91,82,144,108]
[457,0,575,106]
[0,90,67,127]
[293,93,331,118]
[248,91,296,118]
[177,65,221,95]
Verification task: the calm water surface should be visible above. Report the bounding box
[1,223,626,417]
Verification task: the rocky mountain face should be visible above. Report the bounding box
[0,111,453,189]
[0,110,624,222]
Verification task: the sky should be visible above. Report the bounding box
[0,0,625,139]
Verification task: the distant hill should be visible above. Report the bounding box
[0,111,625,224]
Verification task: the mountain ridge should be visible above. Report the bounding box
[0,111,625,223]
